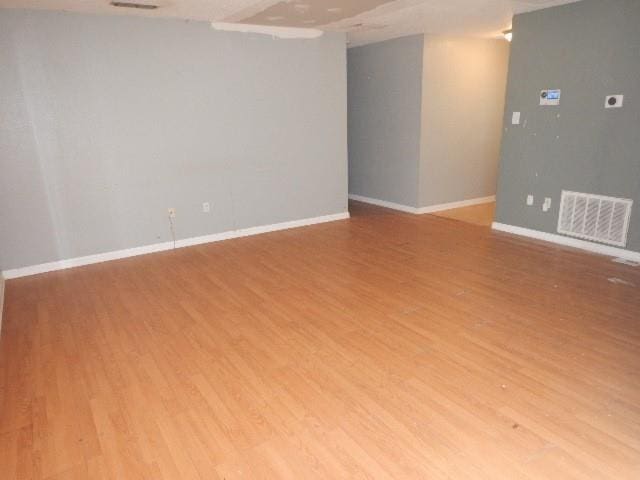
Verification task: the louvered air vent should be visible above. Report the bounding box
[557,191,633,247]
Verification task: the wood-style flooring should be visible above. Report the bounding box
[432,202,496,227]
[1,200,639,479]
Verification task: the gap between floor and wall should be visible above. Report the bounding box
[1,212,350,280]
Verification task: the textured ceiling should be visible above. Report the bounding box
[0,0,582,46]
[238,0,396,28]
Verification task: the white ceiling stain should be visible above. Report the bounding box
[0,0,583,46]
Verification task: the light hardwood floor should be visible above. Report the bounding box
[1,201,639,479]
[432,202,496,227]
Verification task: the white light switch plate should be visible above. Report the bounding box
[512,112,521,125]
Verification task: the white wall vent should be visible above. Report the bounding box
[558,190,633,247]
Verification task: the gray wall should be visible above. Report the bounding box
[0,10,348,271]
[420,36,509,207]
[347,35,424,207]
[496,0,640,251]
[347,34,508,209]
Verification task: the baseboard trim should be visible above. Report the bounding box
[416,196,496,214]
[348,194,495,215]
[0,272,5,335]
[492,222,640,262]
[2,212,350,280]
[348,194,420,213]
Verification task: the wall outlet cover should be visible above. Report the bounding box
[526,194,534,206]
[512,112,521,125]
[605,95,624,108]
[202,202,211,213]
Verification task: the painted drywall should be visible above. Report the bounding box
[347,35,424,207]
[347,34,508,210]
[495,0,640,252]
[0,10,348,271]
[419,36,509,207]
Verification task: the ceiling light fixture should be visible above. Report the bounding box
[503,29,513,42]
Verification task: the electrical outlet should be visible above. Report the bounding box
[167,208,176,218]
[526,195,534,206]
[605,95,623,109]
[202,202,211,213]
[543,198,552,212]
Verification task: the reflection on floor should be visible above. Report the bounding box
[432,202,496,227]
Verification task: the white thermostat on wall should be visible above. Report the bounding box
[540,89,561,106]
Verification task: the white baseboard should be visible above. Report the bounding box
[0,272,4,335]
[2,212,350,280]
[348,194,495,215]
[492,222,640,262]
[416,196,496,214]
[348,194,420,213]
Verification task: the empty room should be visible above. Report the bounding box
[0,0,639,478]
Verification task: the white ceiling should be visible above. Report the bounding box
[0,0,582,46]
